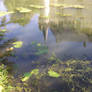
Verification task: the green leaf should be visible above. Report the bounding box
[37,43,41,47]
[31,69,39,75]
[16,7,32,13]
[22,69,39,82]
[13,41,23,48]
[0,11,14,17]
[22,72,32,82]
[48,70,60,78]
[0,29,7,32]
[30,5,45,9]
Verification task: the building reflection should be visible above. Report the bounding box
[38,0,92,44]
[39,0,50,41]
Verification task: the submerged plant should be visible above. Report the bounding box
[0,11,14,17]
[22,69,39,82]
[31,42,48,55]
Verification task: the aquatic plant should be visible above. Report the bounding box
[56,12,72,17]
[0,64,13,92]
[0,11,14,17]
[50,3,85,9]
[29,5,45,9]
[13,41,23,48]
[16,7,32,13]
[22,69,39,82]
[48,70,60,78]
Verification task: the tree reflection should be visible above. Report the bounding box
[0,29,17,74]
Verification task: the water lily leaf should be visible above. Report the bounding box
[16,7,32,13]
[22,72,32,82]
[48,70,60,78]
[0,11,14,17]
[31,69,39,75]
[69,5,85,9]
[30,5,45,9]
[49,56,55,61]
[50,4,61,7]
[56,12,72,17]
[39,16,50,19]
[13,41,23,48]
[22,69,39,82]
[0,29,7,32]
[50,3,85,9]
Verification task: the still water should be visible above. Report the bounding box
[0,0,92,92]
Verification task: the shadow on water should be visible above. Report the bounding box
[0,0,92,92]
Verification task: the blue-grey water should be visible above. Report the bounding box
[0,0,92,92]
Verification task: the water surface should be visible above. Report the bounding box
[0,0,92,92]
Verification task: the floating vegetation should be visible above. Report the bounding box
[37,43,41,47]
[29,5,45,9]
[48,70,60,78]
[22,69,39,82]
[16,7,32,13]
[68,5,85,9]
[56,12,72,17]
[13,41,23,48]
[0,29,7,33]
[31,69,39,75]
[50,3,85,9]
[50,4,62,7]
[39,16,50,19]
[0,11,14,17]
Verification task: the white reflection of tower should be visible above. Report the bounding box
[43,0,50,41]
[44,0,50,18]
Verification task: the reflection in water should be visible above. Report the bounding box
[44,0,50,17]
[39,0,50,41]
[0,0,92,92]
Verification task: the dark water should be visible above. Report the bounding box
[0,0,92,92]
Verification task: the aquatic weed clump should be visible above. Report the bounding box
[47,56,92,92]
[0,64,13,92]
[0,64,32,92]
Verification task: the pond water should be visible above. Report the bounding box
[0,0,92,92]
